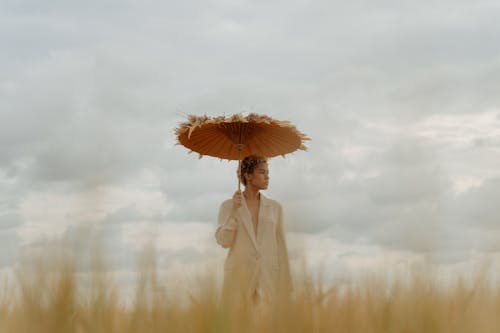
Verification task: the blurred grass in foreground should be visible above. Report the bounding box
[1,243,499,333]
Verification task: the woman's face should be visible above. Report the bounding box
[246,162,269,190]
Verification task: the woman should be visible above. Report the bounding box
[215,155,293,308]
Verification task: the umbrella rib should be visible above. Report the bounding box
[191,123,243,159]
[237,123,245,145]
[186,125,216,144]
[246,124,260,156]
[189,126,225,156]
[250,129,266,156]
[241,123,251,145]
[227,122,240,143]
[213,124,242,159]
[265,128,293,156]
[208,127,234,157]
[186,129,214,151]
[276,130,295,155]
[253,127,276,156]
[227,122,243,159]
[211,130,233,159]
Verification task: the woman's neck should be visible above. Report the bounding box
[243,187,260,201]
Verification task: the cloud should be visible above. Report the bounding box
[365,140,449,205]
[1,57,175,187]
[449,177,500,232]
[1,0,500,278]
[102,204,147,225]
[0,230,20,268]
[0,212,23,230]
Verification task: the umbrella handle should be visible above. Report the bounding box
[237,159,241,191]
[237,143,243,192]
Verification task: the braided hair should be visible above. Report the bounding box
[240,155,268,186]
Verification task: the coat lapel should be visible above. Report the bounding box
[241,194,259,250]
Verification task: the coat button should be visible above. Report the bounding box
[255,253,261,260]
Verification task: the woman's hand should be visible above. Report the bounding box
[231,190,242,213]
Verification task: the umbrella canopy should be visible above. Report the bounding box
[175,113,309,160]
[175,113,310,189]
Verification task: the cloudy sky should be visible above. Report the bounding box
[1,0,500,290]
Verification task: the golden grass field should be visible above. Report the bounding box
[1,246,499,333]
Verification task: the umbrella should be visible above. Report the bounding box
[175,113,310,190]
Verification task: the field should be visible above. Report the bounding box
[1,247,499,333]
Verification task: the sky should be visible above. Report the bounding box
[1,0,500,292]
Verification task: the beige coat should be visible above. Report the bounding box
[215,193,293,305]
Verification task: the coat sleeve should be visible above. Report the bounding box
[215,201,238,249]
[276,203,293,293]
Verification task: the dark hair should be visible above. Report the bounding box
[240,155,267,186]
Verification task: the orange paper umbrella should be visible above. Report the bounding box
[175,113,310,190]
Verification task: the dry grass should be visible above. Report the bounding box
[1,246,499,333]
